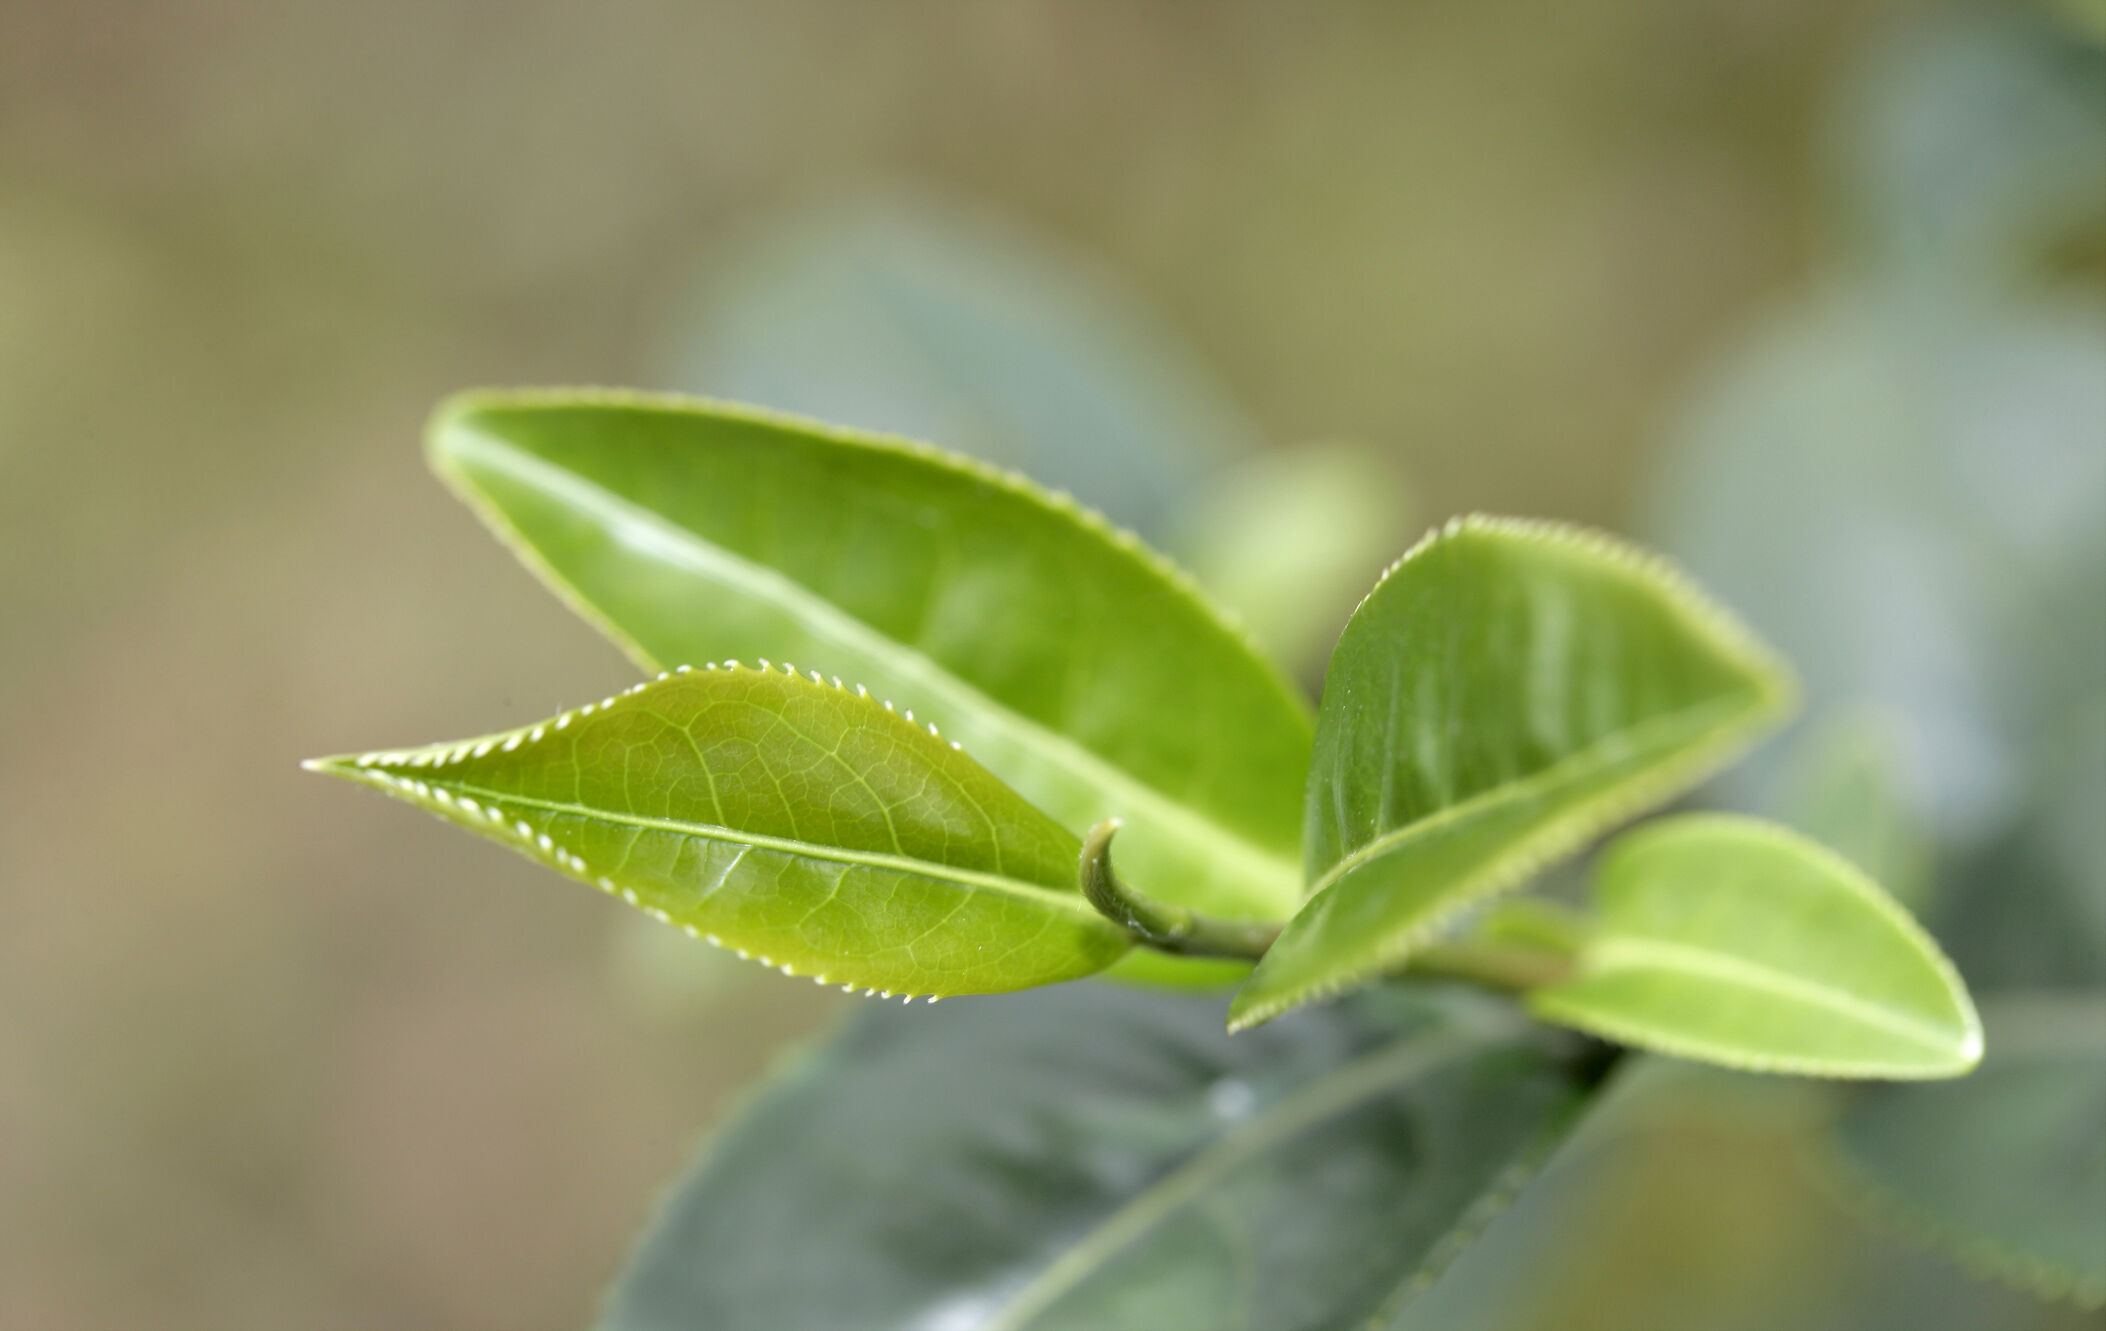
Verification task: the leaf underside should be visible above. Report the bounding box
[308,663,1131,999]
[427,391,1312,972]
[1529,814,1981,1079]
[601,983,1606,1331]
[1232,516,1795,1029]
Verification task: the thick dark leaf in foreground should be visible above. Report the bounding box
[603,984,1607,1331]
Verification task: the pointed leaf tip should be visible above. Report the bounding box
[418,389,1310,969]
[308,666,1131,997]
[1529,814,1981,1079]
[1233,517,1794,1028]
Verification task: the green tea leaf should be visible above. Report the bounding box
[602,983,1607,1331]
[1530,814,1982,1079]
[305,662,1131,999]
[1232,516,1793,1029]
[428,392,1311,962]
[1830,995,2106,1307]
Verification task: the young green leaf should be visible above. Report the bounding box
[601,983,1609,1331]
[1829,995,2106,1307]
[305,662,1131,999]
[1231,516,1794,1029]
[427,391,1312,969]
[1529,814,1982,1079]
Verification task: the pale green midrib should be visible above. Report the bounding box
[1228,692,1780,1031]
[1580,934,1963,1056]
[444,436,1303,907]
[350,771,1111,924]
[1306,691,1770,900]
[976,1020,1501,1331]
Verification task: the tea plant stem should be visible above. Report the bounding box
[1401,939,1576,993]
[1081,820,1284,960]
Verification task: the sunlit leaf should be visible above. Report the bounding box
[429,392,1310,987]
[602,983,1608,1331]
[1530,815,1981,1079]
[1231,517,1793,1029]
[1831,995,2106,1308]
[306,662,1131,999]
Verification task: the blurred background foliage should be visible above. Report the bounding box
[0,2,2099,1328]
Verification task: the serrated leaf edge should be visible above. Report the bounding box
[306,659,1120,1004]
[1230,695,1784,1031]
[1526,815,1983,1080]
[1342,514,1799,686]
[427,388,1309,911]
[1230,515,1798,1032]
[429,386,1314,728]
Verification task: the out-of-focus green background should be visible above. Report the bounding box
[3,3,2100,1328]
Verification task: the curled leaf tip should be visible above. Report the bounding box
[1080,818,1163,939]
[1082,818,1282,963]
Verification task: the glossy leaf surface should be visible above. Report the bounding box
[1530,815,1981,1078]
[1233,516,1793,1029]
[1832,995,2106,1307]
[307,663,1130,998]
[603,983,1606,1331]
[429,392,1310,950]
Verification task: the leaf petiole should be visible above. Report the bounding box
[1081,820,1284,960]
[1084,819,1584,994]
[1401,939,1578,994]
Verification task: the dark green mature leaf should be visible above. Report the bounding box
[602,983,1608,1331]
[306,663,1130,998]
[1232,517,1793,1029]
[428,392,1311,977]
[1832,995,2106,1307]
[1530,815,1981,1079]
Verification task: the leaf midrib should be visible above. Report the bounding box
[1582,934,1962,1057]
[362,773,1110,923]
[444,433,1303,910]
[1306,691,1766,900]
[975,1017,1503,1331]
